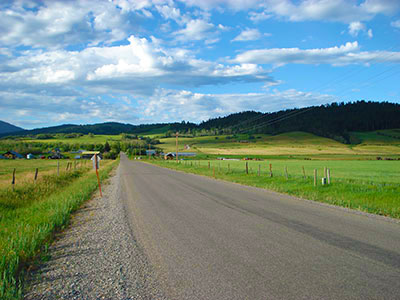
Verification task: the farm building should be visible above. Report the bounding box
[48,153,64,159]
[164,152,196,159]
[26,153,35,159]
[3,151,24,159]
[164,152,175,160]
[145,150,157,156]
[81,151,102,160]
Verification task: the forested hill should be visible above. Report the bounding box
[0,121,196,138]
[0,120,23,135]
[198,101,400,143]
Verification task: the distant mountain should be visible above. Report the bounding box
[0,120,23,135]
[0,121,196,138]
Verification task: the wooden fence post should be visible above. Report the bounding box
[269,163,273,177]
[302,166,306,179]
[327,168,331,184]
[228,163,230,172]
[324,167,327,179]
[258,164,261,176]
[12,168,16,191]
[34,168,38,184]
[208,161,210,169]
[57,161,60,176]
[245,162,248,174]
[94,154,102,197]
[314,169,317,187]
[285,166,288,179]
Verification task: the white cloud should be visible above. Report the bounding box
[348,22,366,36]
[156,4,186,24]
[232,42,400,66]
[173,19,217,42]
[391,20,400,28]
[112,0,152,12]
[0,34,275,104]
[232,28,262,41]
[0,0,145,48]
[177,0,263,11]
[249,11,272,22]
[140,88,336,123]
[361,0,400,15]
[348,22,373,38]
[233,42,359,65]
[253,0,399,24]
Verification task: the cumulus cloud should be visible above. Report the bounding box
[172,19,218,43]
[348,22,366,36]
[348,21,373,38]
[0,34,276,127]
[0,0,141,48]
[232,28,262,41]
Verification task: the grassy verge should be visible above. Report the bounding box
[146,159,400,220]
[0,159,118,299]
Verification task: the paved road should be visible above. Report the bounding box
[120,154,400,300]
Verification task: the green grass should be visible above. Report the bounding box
[0,159,117,299]
[0,159,92,189]
[158,130,400,157]
[146,158,400,220]
[20,134,122,144]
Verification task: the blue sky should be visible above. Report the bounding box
[0,0,399,129]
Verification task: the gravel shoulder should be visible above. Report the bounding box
[24,165,166,300]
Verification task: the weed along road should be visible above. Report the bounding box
[119,154,400,299]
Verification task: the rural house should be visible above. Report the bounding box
[3,151,24,159]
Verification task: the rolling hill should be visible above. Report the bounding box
[0,120,23,135]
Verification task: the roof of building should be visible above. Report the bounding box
[81,151,101,155]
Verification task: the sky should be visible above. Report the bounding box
[0,0,399,129]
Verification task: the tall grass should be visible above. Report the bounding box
[148,159,400,219]
[0,160,117,299]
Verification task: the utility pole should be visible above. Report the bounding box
[148,142,151,159]
[176,132,179,163]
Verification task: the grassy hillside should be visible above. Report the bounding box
[158,130,400,158]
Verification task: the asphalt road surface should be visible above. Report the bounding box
[120,154,400,300]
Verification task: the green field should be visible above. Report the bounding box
[0,159,77,187]
[146,158,400,220]
[156,130,400,158]
[0,159,117,299]
[20,134,122,144]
